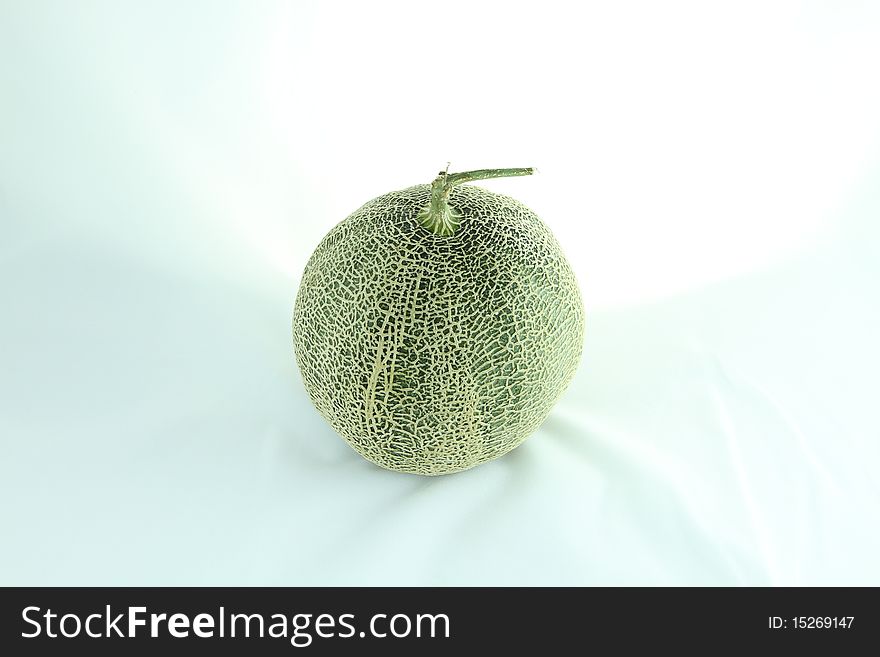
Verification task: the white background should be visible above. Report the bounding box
[1,1,879,584]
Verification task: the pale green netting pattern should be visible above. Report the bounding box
[292,184,584,475]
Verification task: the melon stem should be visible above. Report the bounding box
[417,167,535,237]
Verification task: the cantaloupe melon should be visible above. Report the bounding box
[292,167,584,475]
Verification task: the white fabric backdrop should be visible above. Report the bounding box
[1,1,878,585]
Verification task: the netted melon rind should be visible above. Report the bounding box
[292,184,584,475]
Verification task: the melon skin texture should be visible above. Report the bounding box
[292,181,584,475]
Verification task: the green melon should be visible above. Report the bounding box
[292,167,584,475]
